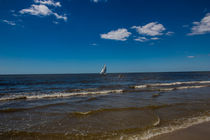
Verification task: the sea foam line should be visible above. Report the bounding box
[0,89,123,101]
[133,85,209,92]
[134,80,210,89]
[162,85,208,91]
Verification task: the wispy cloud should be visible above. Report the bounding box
[100,28,131,41]
[151,37,160,40]
[1,19,16,26]
[187,56,195,58]
[131,22,166,36]
[166,31,174,36]
[134,37,148,42]
[20,4,52,16]
[34,0,61,7]
[19,0,67,21]
[53,13,67,21]
[134,36,160,42]
[10,10,15,13]
[53,21,59,24]
[92,0,99,3]
[91,0,107,3]
[188,13,210,35]
[89,43,97,46]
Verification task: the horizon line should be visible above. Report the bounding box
[0,70,210,76]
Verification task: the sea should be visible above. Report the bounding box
[0,72,210,140]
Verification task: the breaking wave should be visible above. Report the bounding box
[126,112,210,140]
[1,80,210,102]
[0,89,123,101]
[134,80,210,89]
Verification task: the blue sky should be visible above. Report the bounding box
[0,0,210,74]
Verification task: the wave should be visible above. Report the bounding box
[1,80,210,102]
[0,89,123,101]
[1,84,209,102]
[175,85,208,90]
[134,80,210,89]
[157,85,209,91]
[128,85,209,93]
[153,115,160,127]
[126,112,210,140]
[70,104,181,117]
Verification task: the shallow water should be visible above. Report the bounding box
[0,72,210,139]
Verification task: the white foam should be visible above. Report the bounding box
[126,113,210,140]
[135,85,148,88]
[0,89,123,101]
[176,85,207,90]
[159,85,208,91]
[134,80,210,89]
[153,116,160,127]
[159,88,174,91]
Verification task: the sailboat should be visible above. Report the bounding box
[100,64,107,75]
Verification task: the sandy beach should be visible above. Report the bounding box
[150,121,210,140]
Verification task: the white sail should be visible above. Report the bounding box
[100,64,106,75]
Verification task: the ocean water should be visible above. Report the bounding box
[0,72,210,140]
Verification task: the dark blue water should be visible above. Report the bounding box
[0,72,210,139]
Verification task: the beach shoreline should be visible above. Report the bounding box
[1,73,210,139]
[150,121,210,140]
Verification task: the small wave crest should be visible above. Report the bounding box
[134,80,210,89]
[70,104,179,117]
[158,85,209,91]
[128,85,209,93]
[152,112,160,127]
[0,89,123,101]
[134,81,210,92]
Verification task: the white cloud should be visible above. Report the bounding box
[53,13,67,21]
[100,28,131,41]
[89,43,97,46]
[134,37,160,42]
[53,21,59,24]
[187,56,195,58]
[1,20,16,26]
[189,13,210,35]
[10,10,15,13]
[92,0,99,2]
[34,0,61,7]
[20,4,67,21]
[91,0,107,3]
[131,22,166,36]
[166,31,174,36]
[151,37,160,40]
[134,37,148,42]
[20,4,52,16]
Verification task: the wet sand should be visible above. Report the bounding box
[150,121,210,140]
